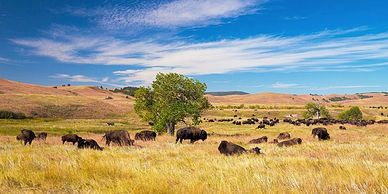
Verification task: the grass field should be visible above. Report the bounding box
[0,107,387,193]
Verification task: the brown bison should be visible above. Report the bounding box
[312,127,330,140]
[77,139,104,150]
[37,132,47,141]
[103,130,134,146]
[249,136,268,144]
[176,127,207,144]
[135,130,157,141]
[62,134,83,145]
[277,132,291,140]
[277,138,302,147]
[106,122,115,126]
[339,126,346,130]
[218,141,261,156]
[16,129,36,145]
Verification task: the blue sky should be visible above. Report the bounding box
[1,0,388,94]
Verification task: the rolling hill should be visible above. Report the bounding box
[0,78,134,118]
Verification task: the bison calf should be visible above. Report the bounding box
[249,136,268,144]
[176,127,207,144]
[62,134,83,145]
[37,132,48,141]
[277,138,302,147]
[135,130,156,141]
[218,141,261,156]
[77,139,104,151]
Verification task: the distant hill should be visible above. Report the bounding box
[205,91,249,96]
[111,86,139,97]
[0,78,134,118]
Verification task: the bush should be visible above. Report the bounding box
[338,106,363,121]
[0,110,27,119]
[303,102,331,119]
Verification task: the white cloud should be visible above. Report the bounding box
[271,82,303,89]
[50,74,124,87]
[284,16,306,20]
[72,0,263,29]
[12,28,388,86]
[313,85,381,90]
[0,57,9,63]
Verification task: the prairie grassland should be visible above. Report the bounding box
[0,116,387,193]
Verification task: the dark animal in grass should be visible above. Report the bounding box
[257,124,265,129]
[277,138,302,147]
[103,130,133,146]
[77,139,104,150]
[106,122,115,126]
[62,134,83,145]
[317,129,330,140]
[135,130,156,141]
[16,129,36,145]
[249,136,268,144]
[37,132,47,141]
[218,140,261,156]
[176,127,207,144]
[277,132,291,140]
[339,126,346,130]
[312,127,328,138]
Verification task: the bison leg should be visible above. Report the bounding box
[175,137,180,144]
[190,139,195,144]
[72,141,76,145]
[24,140,28,145]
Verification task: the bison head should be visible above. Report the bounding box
[134,133,140,140]
[200,130,207,141]
[250,147,261,154]
[296,138,303,144]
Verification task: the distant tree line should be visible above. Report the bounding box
[111,86,139,97]
[0,110,27,119]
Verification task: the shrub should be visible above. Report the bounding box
[0,110,27,119]
[338,106,363,121]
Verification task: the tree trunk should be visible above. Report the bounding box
[166,122,175,136]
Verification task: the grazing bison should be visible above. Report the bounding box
[317,130,330,141]
[77,139,104,150]
[103,130,133,146]
[62,134,83,145]
[257,124,265,129]
[176,127,207,144]
[312,127,328,138]
[37,132,47,141]
[135,130,156,141]
[277,132,291,140]
[16,129,36,145]
[277,138,302,147]
[249,136,268,144]
[339,126,346,130]
[218,140,261,156]
[106,122,115,126]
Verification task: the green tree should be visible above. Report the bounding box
[134,73,210,135]
[338,106,363,121]
[303,102,331,119]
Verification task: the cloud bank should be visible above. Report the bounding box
[12,28,388,85]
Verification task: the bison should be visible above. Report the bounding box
[135,130,156,141]
[339,126,346,130]
[277,138,302,147]
[36,132,47,141]
[103,130,133,146]
[176,127,207,144]
[77,139,104,150]
[218,140,261,156]
[249,136,268,144]
[62,134,83,145]
[257,124,265,129]
[16,129,36,145]
[106,122,115,126]
[277,132,291,140]
[311,127,330,140]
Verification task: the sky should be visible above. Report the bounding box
[1,0,388,94]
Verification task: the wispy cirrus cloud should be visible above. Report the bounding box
[11,28,388,85]
[69,0,264,29]
[271,82,304,89]
[50,74,124,87]
[284,16,306,20]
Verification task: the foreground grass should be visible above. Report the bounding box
[0,123,387,193]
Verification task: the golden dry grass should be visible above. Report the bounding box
[0,120,387,193]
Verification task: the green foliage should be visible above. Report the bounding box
[111,86,139,97]
[0,110,27,119]
[329,96,351,102]
[338,106,363,121]
[303,103,331,119]
[134,73,210,134]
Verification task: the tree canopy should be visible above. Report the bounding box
[338,106,363,121]
[303,102,331,119]
[134,73,210,135]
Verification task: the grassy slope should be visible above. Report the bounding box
[0,113,387,193]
